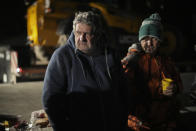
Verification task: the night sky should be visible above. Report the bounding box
[0,1,193,38]
[0,0,194,66]
[0,1,27,42]
[0,0,194,52]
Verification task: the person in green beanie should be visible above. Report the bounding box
[122,13,183,131]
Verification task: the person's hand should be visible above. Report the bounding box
[121,44,140,72]
[128,115,150,131]
[121,55,132,73]
[128,115,141,131]
[121,52,139,73]
[121,56,129,68]
[162,83,174,96]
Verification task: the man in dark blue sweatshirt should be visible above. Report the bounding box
[42,11,128,131]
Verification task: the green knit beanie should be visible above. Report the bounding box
[138,13,163,41]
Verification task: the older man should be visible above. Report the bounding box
[42,11,128,131]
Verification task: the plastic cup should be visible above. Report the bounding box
[162,78,173,91]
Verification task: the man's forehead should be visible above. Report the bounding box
[75,23,92,32]
[76,23,92,28]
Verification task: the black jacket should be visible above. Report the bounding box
[42,32,128,131]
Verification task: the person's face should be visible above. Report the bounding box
[74,23,94,54]
[140,36,160,54]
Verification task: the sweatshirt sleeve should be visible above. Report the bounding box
[42,50,69,131]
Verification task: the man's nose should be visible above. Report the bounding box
[80,33,87,41]
[146,39,152,45]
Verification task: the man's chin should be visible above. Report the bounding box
[79,42,88,45]
[145,50,152,53]
[78,48,91,54]
[145,48,155,53]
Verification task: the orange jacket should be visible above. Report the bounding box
[124,53,183,130]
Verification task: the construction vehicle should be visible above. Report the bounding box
[25,0,181,66]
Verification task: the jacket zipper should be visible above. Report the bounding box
[90,56,107,131]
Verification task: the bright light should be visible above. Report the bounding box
[16,67,22,73]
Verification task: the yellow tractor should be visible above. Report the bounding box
[26,0,178,65]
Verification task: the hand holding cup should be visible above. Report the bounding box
[162,78,174,96]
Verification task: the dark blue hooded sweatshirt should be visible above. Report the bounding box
[42,32,128,131]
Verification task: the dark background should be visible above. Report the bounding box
[0,1,27,41]
[0,0,195,62]
[0,1,193,38]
